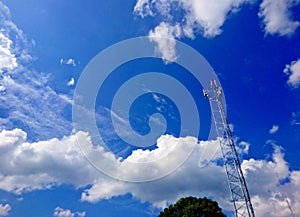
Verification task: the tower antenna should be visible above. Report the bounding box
[203,80,255,217]
[275,172,295,217]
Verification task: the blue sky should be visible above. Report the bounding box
[0,0,300,216]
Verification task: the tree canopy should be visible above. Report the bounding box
[158,196,226,217]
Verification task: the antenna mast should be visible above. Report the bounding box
[203,80,255,217]
[275,172,295,217]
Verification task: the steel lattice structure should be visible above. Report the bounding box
[203,80,255,217]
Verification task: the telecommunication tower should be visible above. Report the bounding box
[203,80,255,217]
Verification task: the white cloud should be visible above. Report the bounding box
[53,207,85,217]
[291,110,300,125]
[0,32,18,73]
[0,2,32,70]
[134,0,254,62]
[0,2,71,140]
[81,138,300,217]
[243,146,300,217]
[1,128,300,216]
[0,204,11,217]
[80,137,230,208]
[237,141,250,154]
[67,77,75,86]
[134,0,300,61]
[54,207,74,217]
[269,125,279,134]
[0,74,72,140]
[178,0,254,38]
[149,22,181,62]
[284,59,300,88]
[251,194,298,217]
[76,211,86,217]
[0,129,98,193]
[258,0,300,36]
[60,58,76,67]
[0,85,6,92]
[135,0,254,37]
[0,129,223,205]
[133,0,154,18]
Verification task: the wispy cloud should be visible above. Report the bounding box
[0,2,72,140]
[258,0,300,36]
[0,74,72,140]
[284,59,300,88]
[0,32,17,73]
[0,2,33,69]
[0,204,11,217]
[291,110,300,126]
[60,58,77,67]
[133,0,154,18]
[269,125,279,134]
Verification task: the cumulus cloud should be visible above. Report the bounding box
[81,139,300,217]
[134,0,300,61]
[1,128,299,216]
[0,204,11,217]
[81,138,230,209]
[134,0,254,61]
[284,59,300,88]
[178,0,255,38]
[258,0,300,36]
[135,0,254,37]
[0,129,97,193]
[149,22,181,62]
[269,125,279,134]
[53,207,85,217]
[243,146,300,217]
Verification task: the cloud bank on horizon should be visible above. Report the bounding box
[0,128,300,216]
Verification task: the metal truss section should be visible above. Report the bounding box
[203,80,255,217]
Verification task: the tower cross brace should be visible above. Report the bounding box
[203,80,255,217]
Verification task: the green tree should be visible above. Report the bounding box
[158,196,226,217]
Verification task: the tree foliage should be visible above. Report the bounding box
[158,196,226,217]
